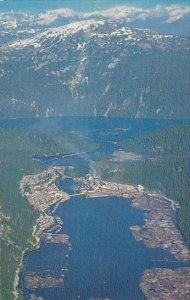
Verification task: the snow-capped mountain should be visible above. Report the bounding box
[1,4,190,35]
[0,7,189,118]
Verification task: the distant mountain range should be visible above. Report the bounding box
[0,6,190,118]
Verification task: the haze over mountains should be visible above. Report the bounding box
[0,5,190,118]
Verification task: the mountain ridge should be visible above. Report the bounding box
[1,4,190,35]
[0,8,189,119]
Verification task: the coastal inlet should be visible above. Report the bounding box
[18,166,190,299]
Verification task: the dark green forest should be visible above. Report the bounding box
[97,125,190,244]
[0,127,93,300]
[0,124,189,299]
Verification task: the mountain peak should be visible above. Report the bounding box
[36,8,80,25]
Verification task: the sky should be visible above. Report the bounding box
[0,0,190,13]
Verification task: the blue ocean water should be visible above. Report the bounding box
[20,196,188,300]
[13,117,189,299]
[0,116,188,129]
[57,178,78,195]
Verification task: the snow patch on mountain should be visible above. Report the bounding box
[1,18,17,29]
[1,4,190,31]
[36,8,80,25]
[84,5,190,24]
[5,19,105,50]
[108,58,119,70]
[165,5,190,23]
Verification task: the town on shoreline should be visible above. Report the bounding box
[18,166,190,299]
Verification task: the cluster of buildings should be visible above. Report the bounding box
[41,233,69,245]
[20,168,70,211]
[141,268,190,299]
[19,168,190,298]
[75,174,190,262]
[131,194,190,261]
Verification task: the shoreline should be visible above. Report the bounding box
[14,166,190,298]
[13,215,42,300]
[140,268,190,299]
[13,167,70,298]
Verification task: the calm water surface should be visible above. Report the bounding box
[20,196,188,300]
[14,117,189,299]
